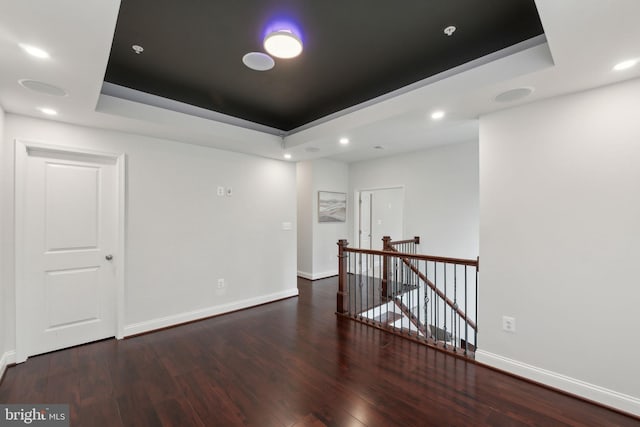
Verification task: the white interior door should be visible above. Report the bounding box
[18,145,118,359]
[370,187,404,248]
[358,191,373,249]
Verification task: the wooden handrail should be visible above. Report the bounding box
[388,236,420,246]
[342,246,479,267]
[337,236,478,357]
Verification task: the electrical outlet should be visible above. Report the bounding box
[226,187,233,196]
[502,316,516,333]
[217,186,224,196]
[217,278,225,289]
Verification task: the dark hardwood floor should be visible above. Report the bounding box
[1,277,637,426]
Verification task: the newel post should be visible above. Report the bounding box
[336,239,349,314]
[414,236,420,245]
[382,236,392,297]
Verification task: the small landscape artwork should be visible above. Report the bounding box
[318,191,346,223]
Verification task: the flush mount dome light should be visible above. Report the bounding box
[242,52,275,71]
[264,30,303,59]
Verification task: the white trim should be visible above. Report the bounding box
[14,140,126,362]
[123,288,299,337]
[0,351,17,380]
[115,154,126,339]
[298,270,338,280]
[476,349,640,417]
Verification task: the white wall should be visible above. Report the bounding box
[296,162,313,277]
[0,105,8,378]
[2,114,297,349]
[349,140,479,259]
[296,159,348,279]
[312,159,349,278]
[478,78,640,415]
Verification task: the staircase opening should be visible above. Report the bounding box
[336,236,479,358]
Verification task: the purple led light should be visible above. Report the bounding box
[263,18,304,44]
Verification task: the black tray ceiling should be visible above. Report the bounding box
[105,0,544,132]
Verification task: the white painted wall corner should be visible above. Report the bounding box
[297,270,337,280]
[0,351,17,381]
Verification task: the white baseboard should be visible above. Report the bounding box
[123,288,299,337]
[297,270,337,280]
[476,349,640,417]
[0,350,17,381]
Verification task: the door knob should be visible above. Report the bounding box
[105,254,113,261]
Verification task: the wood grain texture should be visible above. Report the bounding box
[0,277,637,426]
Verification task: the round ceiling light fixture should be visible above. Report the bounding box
[264,30,303,59]
[132,45,144,54]
[242,52,275,71]
[494,87,534,103]
[444,26,456,37]
[613,59,638,71]
[339,137,349,145]
[19,79,67,97]
[283,153,292,160]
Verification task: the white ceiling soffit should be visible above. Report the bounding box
[0,0,121,119]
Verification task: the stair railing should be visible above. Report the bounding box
[337,237,479,357]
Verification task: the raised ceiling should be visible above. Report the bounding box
[104,0,544,132]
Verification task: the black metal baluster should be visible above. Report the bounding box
[464,265,468,355]
[453,264,457,351]
[443,262,447,349]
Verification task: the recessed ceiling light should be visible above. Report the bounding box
[339,137,349,145]
[283,153,292,159]
[431,110,445,120]
[18,79,67,97]
[38,107,57,116]
[132,45,144,54]
[19,43,49,59]
[242,52,275,71]
[264,30,303,59]
[613,59,638,71]
[494,87,534,103]
[373,145,384,150]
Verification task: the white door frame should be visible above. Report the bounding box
[14,140,126,363]
[353,185,405,248]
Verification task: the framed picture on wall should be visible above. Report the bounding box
[318,191,347,223]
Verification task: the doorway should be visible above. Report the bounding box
[15,141,125,362]
[355,187,404,250]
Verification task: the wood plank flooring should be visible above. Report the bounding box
[1,277,637,426]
